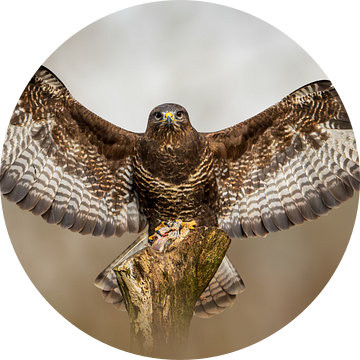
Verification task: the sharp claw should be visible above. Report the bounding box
[155,221,173,231]
[181,220,196,229]
[150,219,196,246]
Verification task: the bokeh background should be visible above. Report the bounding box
[1,1,358,358]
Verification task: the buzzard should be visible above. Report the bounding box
[1,66,358,318]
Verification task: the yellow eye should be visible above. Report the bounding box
[176,111,183,119]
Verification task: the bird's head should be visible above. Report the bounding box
[146,103,193,140]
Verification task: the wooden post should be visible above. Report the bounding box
[114,226,231,359]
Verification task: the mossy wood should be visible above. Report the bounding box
[114,226,231,358]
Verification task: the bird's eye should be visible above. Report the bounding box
[154,112,162,120]
[176,111,183,119]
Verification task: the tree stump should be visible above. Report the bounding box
[114,225,231,358]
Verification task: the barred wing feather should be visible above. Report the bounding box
[206,81,358,238]
[1,66,147,237]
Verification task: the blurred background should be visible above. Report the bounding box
[1,1,358,358]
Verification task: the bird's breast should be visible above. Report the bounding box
[134,135,209,183]
[132,141,217,221]
[133,142,214,187]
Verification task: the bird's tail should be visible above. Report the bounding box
[194,255,245,318]
[94,235,245,317]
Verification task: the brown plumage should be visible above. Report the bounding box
[133,103,219,234]
[1,66,358,317]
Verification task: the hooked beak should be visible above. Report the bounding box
[165,112,173,127]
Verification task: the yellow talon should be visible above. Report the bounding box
[155,221,168,231]
[181,220,196,229]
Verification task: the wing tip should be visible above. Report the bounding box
[35,65,67,89]
[288,79,333,99]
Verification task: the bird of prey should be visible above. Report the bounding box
[1,66,358,318]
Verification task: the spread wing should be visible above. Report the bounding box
[1,66,147,237]
[205,81,359,238]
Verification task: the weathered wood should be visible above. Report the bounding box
[114,225,231,358]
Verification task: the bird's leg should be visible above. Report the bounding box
[148,219,197,247]
[148,232,159,244]
[149,221,170,244]
[180,220,196,229]
[154,221,170,231]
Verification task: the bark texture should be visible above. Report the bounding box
[114,226,231,358]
